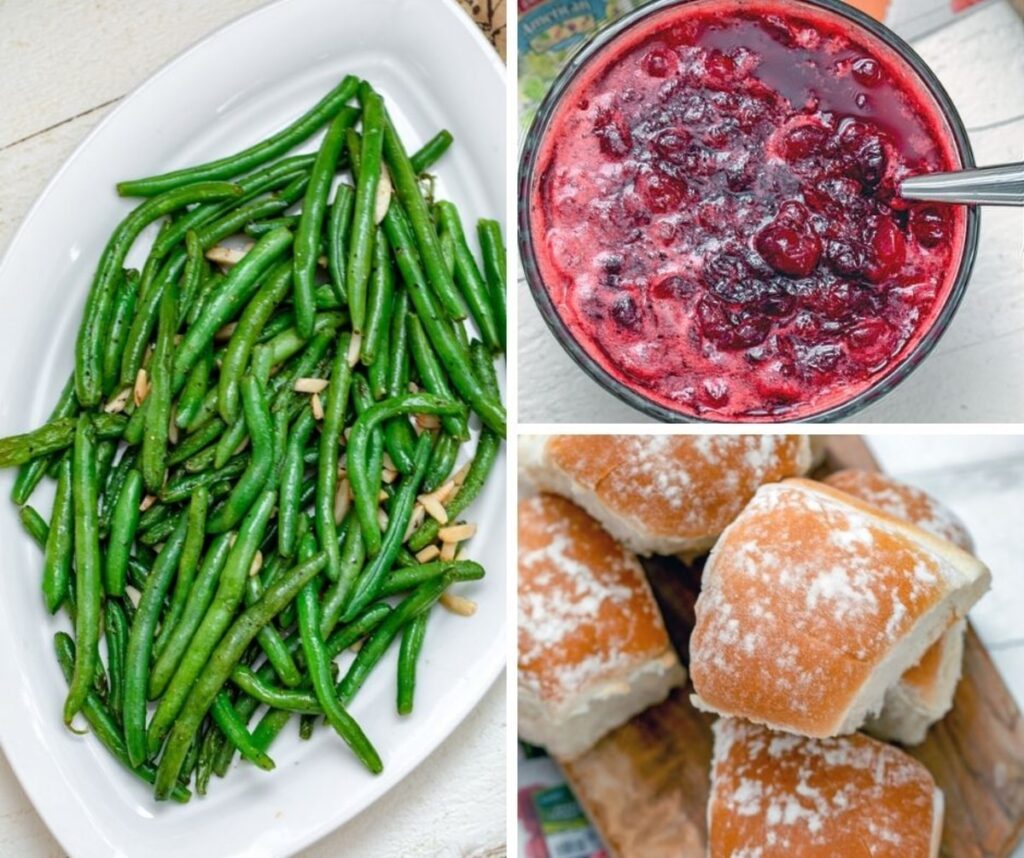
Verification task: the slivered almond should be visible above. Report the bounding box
[334,478,351,524]
[214,322,238,341]
[205,244,250,267]
[347,333,361,367]
[452,462,471,486]
[420,494,448,525]
[439,540,457,562]
[374,164,393,224]
[104,387,132,414]
[415,544,441,563]
[440,593,476,616]
[456,547,470,561]
[311,392,324,420]
[294,377,328,394]
[249,551,263,577]
[167,415,179,446]
[439,522,476,543]
[125,585,142,608]
[432,480,456,504]
[382,452,397,471]
[377,508,389,530]
[317,254,328,267]
[378,490,389,502]
[415,413,440,430]
[139,494,157,512]
[381,468,398,485]
[408,381,420,394]
[133,368,150,407]
[404,505,426,542]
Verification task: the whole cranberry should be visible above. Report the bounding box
[642,47,677,78]
[866,218,906,282]
[851,57,881,87]
[652,274,696,301]
[824,240,868,277]
[696,297,769,350]
[845,317,896,367]
[754,224,822,278]
[652,127,691,163]
[610,293,642,329]
[836,119,887,187]
[635,168,687,213]
[909,206,949,249]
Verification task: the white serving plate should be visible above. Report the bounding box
[0,1,506,856]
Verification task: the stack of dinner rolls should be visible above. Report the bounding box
[518,435,990,856]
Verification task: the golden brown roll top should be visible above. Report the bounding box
[518,493,684,758]
[690,479,990,738]
[519,434,813,557]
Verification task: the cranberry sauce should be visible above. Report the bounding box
[529,0,965,420]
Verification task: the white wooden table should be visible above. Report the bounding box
[0,2,505,856]
[517,0,1024,424]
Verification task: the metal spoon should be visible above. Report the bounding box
[900,161,1024,206]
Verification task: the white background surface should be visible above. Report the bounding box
[517,0,1024,424]
[0,1,505,856]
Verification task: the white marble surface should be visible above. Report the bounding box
[517,0,1024,424]
[0,1,505,856]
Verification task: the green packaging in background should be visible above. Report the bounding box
[517,0,648,136]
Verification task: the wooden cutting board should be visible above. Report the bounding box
[560,436,1024,858]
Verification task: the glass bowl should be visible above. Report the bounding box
[518,0,980,423]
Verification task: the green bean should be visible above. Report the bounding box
[64,415,102,725]
[154,486,209,661]
[207,377,273,533]
[379,103,465,321]
[175,348,214,432]
[168,416,222,467]
[101,270,140,395]
[367,319,390,400]
[230,666,321,713]
[339,576,451,704]
[297,532,382,773]
[245,572,302,687]
[53,633,192,802]
[346,89,385,331]
[177,231,206,322]
[209,694,274,770]
[357,230,392,371]
[123,515,189,766]
[409,129,453,173]
[148,532,233,699]
[0,413,126,468]
[422,431,459,494]
[278,408,316,557]
[315,334,353,582]
[219,261,292,423]
[251,707,293,755]
[104,601,129,722]
[435,201,502,352]
[160,454,247,503]
[438,227,456,276]
[195,725,219,795]
[294,111,353,339]
[154,156,314,256]
[383,291,417,473]
[105,469,143,597]
[19,504,48,547]
[187,270,222,328]
[244,214,302,238]
[344,432,430,622]
[326,183,355,305]
[153,550,327,798]
[397,611,428,714]
[172,227,293,388]
[214,414,247,469]
[349,393,465,556]
[319,516,365,636]
[100,446,138,534]
[382,205,504,436]
[12,377,78,505]
[42,457,74,613]
[408,314,468,440]
[148,490,275,755]
[141,283,177,492]
[477,218,506,351]
[379,559,484,599]
[76,182,242,405]
[138,514,182,546]
[324,602,392,657]
[118,75,359,196]
[264,312,346,371]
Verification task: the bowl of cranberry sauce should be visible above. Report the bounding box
[519,0,979,422]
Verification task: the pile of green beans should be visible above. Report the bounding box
[0,75,504,802]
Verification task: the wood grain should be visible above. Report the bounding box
[456,0,506,59]
[561,437,1024,858]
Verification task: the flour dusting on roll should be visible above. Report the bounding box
[519,434,813,557]
[709,718,943,857]
[518,494,685,759]
[690,479,990,738]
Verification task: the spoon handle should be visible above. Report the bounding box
[900,162,1024,206]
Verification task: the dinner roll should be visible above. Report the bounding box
[518,494,685,759]
[690,479,990,738]
[823,469,975,746]
[709,718,943,857]
[518,434,813,557]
